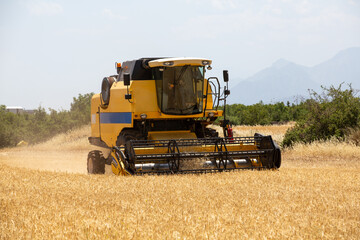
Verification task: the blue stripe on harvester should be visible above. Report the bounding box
[100,112,132,124]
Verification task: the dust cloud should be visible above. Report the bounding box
[0,126,110,174]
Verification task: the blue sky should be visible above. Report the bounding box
[1,0,359,110]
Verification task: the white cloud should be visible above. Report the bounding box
[173,1,360,48]
[261,4,283,15]
[210,0,236,10]
[27,0,63,16]
[348,0,358,6]
[186,0,237,10]
[294,0,313,15]
[102,8,127,20]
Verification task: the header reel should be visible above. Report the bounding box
[110,134,281,175]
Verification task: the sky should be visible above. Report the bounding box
[1,0,359,110]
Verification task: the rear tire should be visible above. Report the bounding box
[87,150,105,174]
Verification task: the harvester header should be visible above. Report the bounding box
[87,57,281,175]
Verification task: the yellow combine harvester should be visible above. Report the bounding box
[88,57,281,175]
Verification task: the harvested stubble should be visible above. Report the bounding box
[1,124,360,239]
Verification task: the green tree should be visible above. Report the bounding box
[70,93,94,126]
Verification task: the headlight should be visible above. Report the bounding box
[208,112,214,117]
[202,60,210,65]
[163,61,174,66]
[140,113,147,120]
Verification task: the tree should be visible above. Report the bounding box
[70,93,94,126]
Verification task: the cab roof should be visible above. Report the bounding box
[148,57,212,67]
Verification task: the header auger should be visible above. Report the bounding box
[87,57,281,175]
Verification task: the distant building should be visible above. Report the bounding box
[6,106,24,114]
[6,106,35,114]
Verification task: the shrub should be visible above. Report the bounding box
[282,84,360,147]
[346,127,360,146]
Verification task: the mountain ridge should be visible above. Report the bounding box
[227,47,360,105]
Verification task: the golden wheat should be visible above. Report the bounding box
[27,125,92,151]
[283,140,360,168]
[1,164,359,239]
[1,124,360,239]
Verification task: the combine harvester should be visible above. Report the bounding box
[87,57,281,175]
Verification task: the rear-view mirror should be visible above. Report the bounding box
[223,70,229,82]
[124,73,130,86]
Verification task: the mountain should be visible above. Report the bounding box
[228,47,360,105]
[310,47,360,87]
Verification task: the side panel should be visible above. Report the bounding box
[99,82,133,147]
[131,80,159,113]
[90,94,101,138]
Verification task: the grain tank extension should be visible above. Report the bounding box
[88,57,281,175]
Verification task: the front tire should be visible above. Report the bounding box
[87,150,105,174]
[116,129,144,146]
[116,129,143,174]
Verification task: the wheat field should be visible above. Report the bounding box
[1,124,360,239]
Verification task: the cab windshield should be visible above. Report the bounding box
[153,66,204,115]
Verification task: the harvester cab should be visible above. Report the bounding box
[87,57,281,175]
